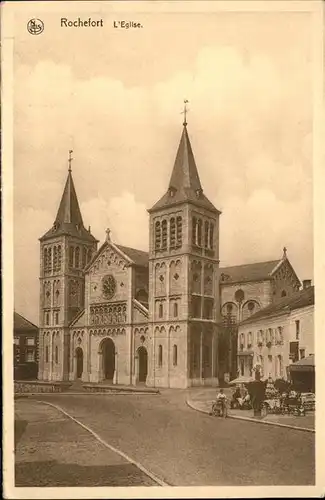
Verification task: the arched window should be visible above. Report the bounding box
[173,302,178,318]
[57,245,62,271]
[53,246,58,272]
[170,218,176,248]
[176,216,182,246]
[75,247,80,268]
[281,290,287,297]
[247,332,252,347]
[161,220,167,249]
[155,221,161,250]
[55,346,59,364]
[159,303,163,319]
[192,217,197,245]
[209,222,214,249]
[45,312,50,326]
[45,346,49,363]
[69,246,74,267]
[82,247,87,268]
[277,326,283,344]
[158,345,163,367]
[240,333,245,349]
[278,355,283,377]
[43,248,48,272]
[197,219,202,246]
[48,248,52,272]
[87,248,92,264]
[55,311,59,325]
[204,221,209,248]
[173,345,178,366]
[226,303,233,314]
[247,301,255,313]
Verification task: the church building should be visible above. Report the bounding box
[38,119,302,388]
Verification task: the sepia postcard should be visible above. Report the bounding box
[2,0,325,498]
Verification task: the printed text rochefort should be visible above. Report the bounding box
[61,18,104,27]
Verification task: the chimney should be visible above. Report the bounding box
[302,279,312,290]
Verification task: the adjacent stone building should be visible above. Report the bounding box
[236,283,314,381]
[37,121,306,388]
[14,312,39,380]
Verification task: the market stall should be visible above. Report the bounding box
[289,354,315,393]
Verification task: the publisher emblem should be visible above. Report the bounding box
[27,18,44,35]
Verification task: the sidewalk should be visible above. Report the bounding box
[186,388,315,432]
[15,399,157,486]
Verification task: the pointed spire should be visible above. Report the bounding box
[168,124,202,195]
[149,109,221,214]
[54,168,84,227]
[40,153,98,242]
[283,246,287,259]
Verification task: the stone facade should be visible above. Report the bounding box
[237,286,314,380]
[37,124,305,388]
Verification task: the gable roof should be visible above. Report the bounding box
[85,239,149,273]
[149,125,220,214]
[240,286,314,325]
[116,245,148,268]
[220,260,281,285]
[14,312,38,332]
[40,170,97,243]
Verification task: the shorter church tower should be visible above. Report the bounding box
[147,108,222,388]
[38,152,98,381]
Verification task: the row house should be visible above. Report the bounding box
[237,283,314,381]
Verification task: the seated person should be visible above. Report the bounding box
[216,388,227,403]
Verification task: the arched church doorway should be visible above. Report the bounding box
[75,347,83,379]
[137,346,148,383]
[102,338,115,381]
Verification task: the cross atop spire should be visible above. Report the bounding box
[181,99,189,127]
[283,246,287,258]
[68,149,73,173]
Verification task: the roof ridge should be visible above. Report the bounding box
[14,311,39,330]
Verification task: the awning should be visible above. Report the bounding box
[289,354,315,372]
[229,376,255,385]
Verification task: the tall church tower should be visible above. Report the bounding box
[38,153,98,381]
[147,114,221,388]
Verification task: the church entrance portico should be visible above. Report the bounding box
[100,338,116,382]
[136,346,148,383]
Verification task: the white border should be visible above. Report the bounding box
[2,1,324,498]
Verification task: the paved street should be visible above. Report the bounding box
[15,399,156,486]
[15,390,315,487]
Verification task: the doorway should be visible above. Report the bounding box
[75,347,83,379]
[137,346,148,383]
[102,338,115,381]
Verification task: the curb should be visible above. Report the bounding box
[186,399,315,433]
[36,400,170,487]
[15,391,160,398]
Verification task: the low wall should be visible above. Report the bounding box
[14,381,72,394]
[82,384,159,394]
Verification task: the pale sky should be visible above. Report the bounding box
[13,6,314,323]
